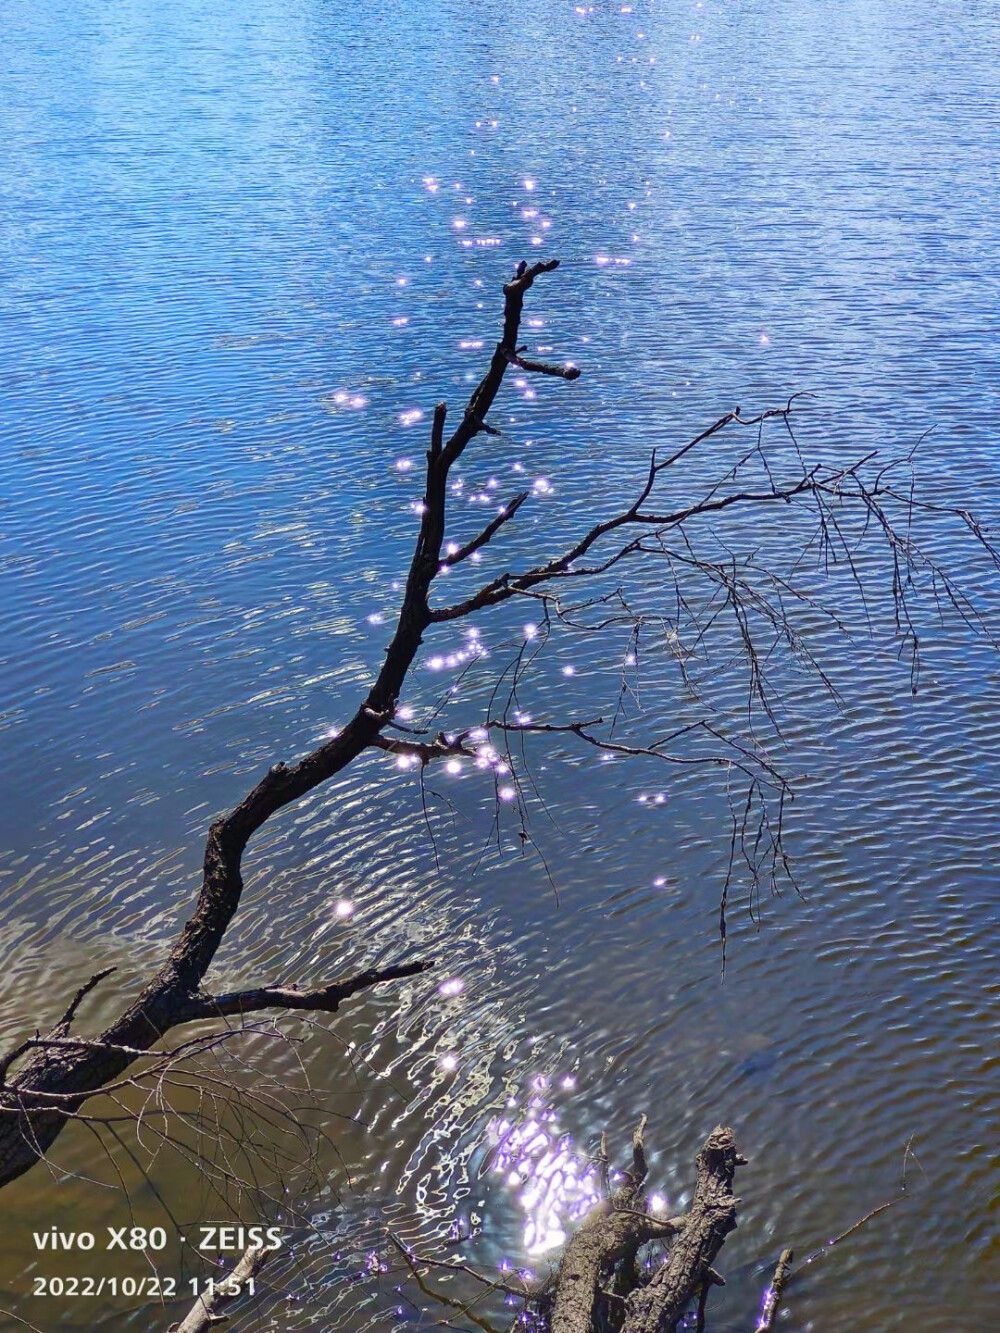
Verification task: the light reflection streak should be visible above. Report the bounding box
[487,1095,603,1254]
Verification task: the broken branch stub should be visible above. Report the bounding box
[622,1127,744,1333]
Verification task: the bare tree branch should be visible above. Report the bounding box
[0,256,577,1189]
[3,251,996,1238]
[169,1243,270,1333]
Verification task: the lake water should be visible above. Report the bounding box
[2,1,999,1329]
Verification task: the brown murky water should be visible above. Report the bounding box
[2,1,998,1330]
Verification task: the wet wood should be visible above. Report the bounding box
[169,1244,269,1333]
[755,1247,794,1332]
[534,1124,746,1333]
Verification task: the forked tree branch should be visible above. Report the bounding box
[2,253,996,1210]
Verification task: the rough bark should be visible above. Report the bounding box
[621,1127,744,1333]
[551,1117,684,1333]
[414,1122,748,1333]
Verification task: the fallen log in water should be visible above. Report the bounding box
[528,1119,745,1333]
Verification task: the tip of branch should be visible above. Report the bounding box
[503,258,561,294]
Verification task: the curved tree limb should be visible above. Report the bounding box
[0,258,575,1189]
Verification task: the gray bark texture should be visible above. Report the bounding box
[527,1122,745,1333]
[621,1126,743,1333]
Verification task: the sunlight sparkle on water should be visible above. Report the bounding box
[329,389,367,410]
[438,977,465,997]
[439,1053,459,1071]
[488,1095,603,1254]
[399,409,424,427]
[334,900,354,919]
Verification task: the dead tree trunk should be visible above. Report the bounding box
[402,1121,747,1333]
[550,1117,685,1333]
[169,1244,270,1333]
[621,1127,743,1333]
[505,1123,746,1333]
